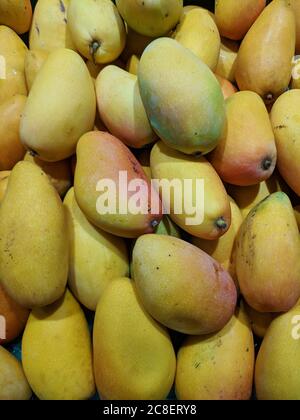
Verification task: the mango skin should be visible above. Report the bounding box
[0,95,26,170]
[255,300,300,400]
[132,235,237,335]
[236,192,300,313]
[0,0,32,34]
[0,171,10,203]
[29,0,75,52]
[156,216,181,238]
[0,346,32,400]
[75,131,162,239]
[116,0,183,37]
[24,49,49,91]
[138,37,226,155]
[244,301,275,338]
[235,0,296,102]
[209,91,277,186]
[151,141,231,240]
[271,89,300,196]
[173,7,220,71]
[215,74,237,100]
[0,26,27,105]
[126,54,140,75]
[215,38,238,83]
[64,188,129,311]
[0,161,68,308]
[215,0,266,41]
[22,289,95,400]
[20,48,96,162]
[288,0,300,53]
[176,304,254,400]
[96,66,156,148]
[93,277,176,400]
[295,205,300,230]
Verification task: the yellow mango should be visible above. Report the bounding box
[236,192,300,313]
[93,277,176,400]
[235,0,296,103]
[0,170,10,203]
[20,48,96,162]
[132,235,237,335]
[215,37,239,82]
[126,54,139,75]
[215,74,237,99]
[288,0,300,53]
[24,49,49,91]
[271,89,300,196]
[22,289,95,400]
[151,141,231,240]
[173,7,220,70]
[0,0,32,34]
[96,66,156,148]
[0,26,27,105]
[244,301,275,338]
[176,304,254,400]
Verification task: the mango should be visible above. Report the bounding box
[294,205,300,230]
[20,48,96,162]
[0,171,10,203]
[24,49,49,90]
[22,289,95,400]
[156,216,181,238]
[288,0,300,53]
[116,0,183,37]
[209,91,277,186]
[0,161,68,308]
[271,89,300,196]
[126,54,139,75]
[236,192,300,313]
[67,0,126,64]
[244,301,275,338]
[176,304,254,400]
[235,0,296,103]
[172,7,220,70]
[215,37,238,82]
[215,0,266,41]
[0,95,26,170]
[96,66,156,149]
[0,346,32,400]
[29,0,75,52]
[75,131,162,238]
[151,141,231,240]
[93,277,176,400]
[138,38,226,155]
[215,74,237,99]
[0,0,32,34]
[255,300,300,400]
[0,25,27,105]
[132,235,237,335]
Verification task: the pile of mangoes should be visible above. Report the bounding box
[0,0,300,401]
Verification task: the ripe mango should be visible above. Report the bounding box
[244,300,275,338]
[176,304,254,400]
[0,161,68,308]
[20,48,96,162]
[156,216,181,238]
[132,235,237,335]
[126,54,139,75]
[138,37,226,155]
[0,171,10,203]
[209,91,277,186]
[22,289,95,400]
[215,37,238,82]
[271,89,300,196]
[93,277,176,400]
[96,66,156,148]
[288,0,300,53]
[0,0,32,34]
[151,141,231,240]
[236,192,300,313]
[294,205,300,230]
[215,74,237,99]
[24,49,48,90]
[74,131,162,238]
[235,0,296,103]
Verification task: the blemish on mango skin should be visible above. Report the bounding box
[59,0,66,13]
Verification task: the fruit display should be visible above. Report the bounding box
[1,0,300,402]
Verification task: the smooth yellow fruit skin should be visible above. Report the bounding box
[271,89,300,196]
[151,141,231,240]
[0,346,32,400]
[0,94,26,170]
[29,0,75,52]
[173,8,220,71]
[294,205,300,231]
[243,301,275,338]
[20,48,96,162]
[0,161,68,308]
[24,49,49,91]
[0,0,32,34]
[215,37,239,82]
[0,26,27,105]
[93,277,176,400]
[116,0,183,37]
[236,192,300,313]
[255,300,300,400]
[126,54,140,75]
[0,171,10,203]
[288,0,300,53]
[22,289,95,400]
[96,66,156,149]
[64,188,129,311]
[132,235,237,335]
[235,0,296,102]
[67,0,126,64]
[139,38,226,155]
[176,304,254,400]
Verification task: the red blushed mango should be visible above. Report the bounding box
[209,91,277,186]
[74,131,162,238]
[215,0,266,41]
[215,74,237,99]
